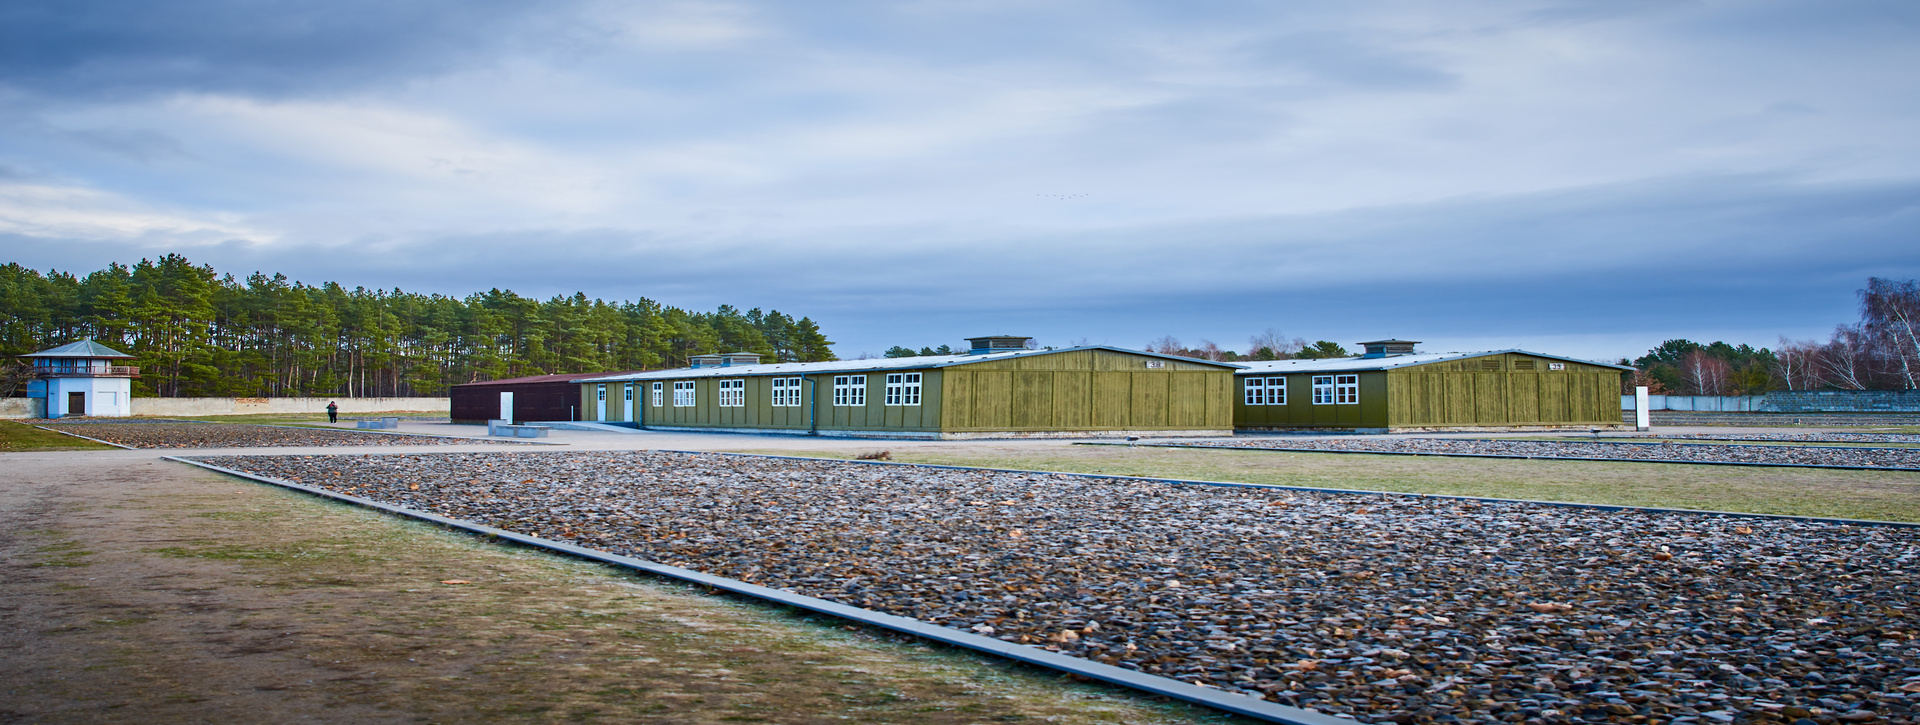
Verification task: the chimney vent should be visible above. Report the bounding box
[965,335,1034,355]
[1359,339,1420,359]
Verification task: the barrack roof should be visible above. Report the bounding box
[451,370,651,388]
[572,345,1243,383]
[1233,350,1631,374]
[22,339,135,359]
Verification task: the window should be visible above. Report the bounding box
[885,373,922,406]
[718,379,745,407]
[673,380,695,407]
[1245,377,1286,405]
[624,383,633,400]
[651,381,663,406]
[770,377,804,406]
[833,375,866,406]
[596,385,606,401]
[1312,376,1335,405]
[1335,374,1359,404]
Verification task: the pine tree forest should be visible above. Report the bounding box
[1,255,837,398]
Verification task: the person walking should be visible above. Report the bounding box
[326,401,338,423]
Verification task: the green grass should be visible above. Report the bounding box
[0,420,118,451]
[148,412,443,425]
[757,444,1920,523]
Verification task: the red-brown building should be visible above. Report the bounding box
[450,371,645,424]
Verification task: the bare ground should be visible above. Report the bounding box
[0,453,1223,724]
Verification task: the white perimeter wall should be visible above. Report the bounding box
[0,398,45,418]
[0,397,449,419]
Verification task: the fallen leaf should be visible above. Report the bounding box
[1653,552,1673,562]
[1527,602,1573,613]
[1735,526,1754,535]
[440,580,471,585]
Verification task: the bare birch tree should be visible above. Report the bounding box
[1821,324,1873,390]
[1863,277,1920,389]
[1773,337,1825,391]
[1680,349,1731,395]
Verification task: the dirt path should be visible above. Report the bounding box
[0,453,1213,724]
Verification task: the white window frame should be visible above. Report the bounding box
[833,375,866,406]
[596,384,606,401]
[718,379,745,407]
[770,377,799,407]
[1312,376,1335,405]
[1245,376,1285,406]
[673,380,696,407]
[885,372,922,406]
[1335,374,1359,405]
[651,381,663,407]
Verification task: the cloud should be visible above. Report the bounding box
[0,180,271,244]
[1,0,1916,363]
[0,0,591,98]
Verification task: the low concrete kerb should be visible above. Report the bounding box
[1096,440,1920,474]
[24,423,138,450]
[162,455,1348,725]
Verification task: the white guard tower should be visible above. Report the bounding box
[22,339,139,417]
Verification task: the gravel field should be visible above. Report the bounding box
[1180,438,1920,471]
[196,450,1920,724]
[37,421,505,448]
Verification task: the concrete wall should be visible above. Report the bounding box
[1761,390,1920,413]
[127,397,448,417]
[0,398,45,419]
[1620,395,1766,412]
[1622,390,1920,413]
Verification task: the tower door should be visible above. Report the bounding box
[67,392,85,416]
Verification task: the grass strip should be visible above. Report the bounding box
[755,444,1920,523]
[0,420,119,452]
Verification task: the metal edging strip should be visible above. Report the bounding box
[662,449,1920,529]
[1440,436,1920,454]
[161,455,1351,725]
[24,423,138,449]
[1100,441,1920,474]
[251,422,561,445]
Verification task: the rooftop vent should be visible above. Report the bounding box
[965,335,1034,355]
[1359,339,1420,359]
[689,352,763,368]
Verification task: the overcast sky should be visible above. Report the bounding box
[2,0,1916,360]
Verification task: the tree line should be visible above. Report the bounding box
[878,330,1356,362]
[1,255,836,398]
[1774,277,1920,391]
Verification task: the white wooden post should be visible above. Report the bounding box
[1635,386,1651,431]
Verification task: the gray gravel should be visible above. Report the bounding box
[195,450,1920,724]
[39,421,506,448]
[1179,438,1920,471]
